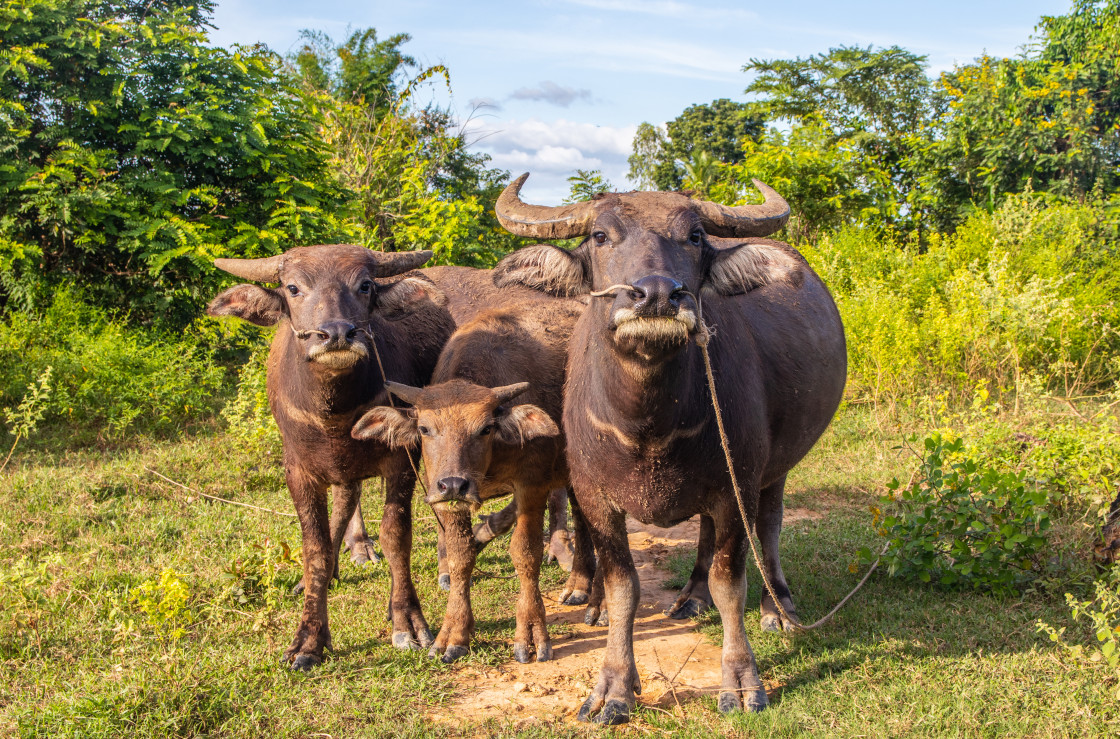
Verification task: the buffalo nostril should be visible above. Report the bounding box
[436,477,467,498]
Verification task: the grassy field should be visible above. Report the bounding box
[1,407,1116,738]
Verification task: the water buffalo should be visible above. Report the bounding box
[352,297,596,663]
[207,245,453,669]
[491,175,847,723]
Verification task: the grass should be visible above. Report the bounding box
[0,406,1117,737]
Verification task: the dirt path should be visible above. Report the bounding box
[431,508,822,727]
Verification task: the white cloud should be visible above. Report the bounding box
[509,81,593,108]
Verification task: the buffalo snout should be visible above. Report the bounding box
[312,320,360,349]
[428,476,482,507]
[628,275,685,318]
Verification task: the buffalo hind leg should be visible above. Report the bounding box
[669,514,715,619]
[428,507,476,662]
[510,487,552,663]
[343,496,381,565]
[560,494,596,607]
[710,500,768,713]
[756,476,798,632]
[379,458,434,650]
[545,487,575,571]
[577,508,640,725]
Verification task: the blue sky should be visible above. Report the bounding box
[209,0,1072,202]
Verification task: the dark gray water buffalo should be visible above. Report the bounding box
[491,174,847,723]
[353,294,595,664]
[207,245,453,669]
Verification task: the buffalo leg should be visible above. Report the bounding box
[756,476,798,632]
[510,487,552,663]
[283,472,336,670]
[436,526,451,591]
[576,507,640,725]
[710,499,768,714]
[560,494,596,606]
[343,496,381,565]
[379,457,434,650]
[428,507,476,662]
[669,514,715,619]
[472,500,517,547]
[546,487,574,571]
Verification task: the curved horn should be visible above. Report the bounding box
[691,179,790,238]
[373,249,434,277]
[213,254,285,283]
[495,173,597,240]
[491,382,531,404]
[385,382,425,406]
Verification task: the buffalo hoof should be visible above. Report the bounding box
[760,614,783,632]
[437,573,451,591]
[537,643,553,662]
[513,643,533,664]
[718,687,768,714]
[348,539,381,565]
[547,532,575,572]
[584,606,600,626]
[292,580,305,596]
[561,589,588,606]
[429,644,468,663]
[288,653,320,672]
[578,698,630,725]
[669,597,710,620]
[392,628,435,651]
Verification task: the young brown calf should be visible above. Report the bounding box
[353,303,593,663]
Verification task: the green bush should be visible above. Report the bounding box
[1037,571,1120,699]
[866,433,1052,595]
[0,289,229,443]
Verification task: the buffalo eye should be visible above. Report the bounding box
[688,229,703,245]
[286,284,300,297]
[358,280,373,295]
[592,231,608,245]
[478,424,494,437]
[418,425,432,437]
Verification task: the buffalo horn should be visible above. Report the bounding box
[385,382,425,406]
[495,173,596,239]
[213,254,286,283]
[373,249,434,277]
[491,382,531,404]
[692,179,790,238]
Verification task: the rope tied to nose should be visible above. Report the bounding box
[589,282,883,631]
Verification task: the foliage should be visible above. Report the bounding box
[0,365,51,471]
[865,433,1052,595]
[1037,571,1120,699]
[0,288,228,443]
[0,0,352,325]
[123,567,192,641]
[222,539,301,608]
[293,27,417,112]
[627,99,763,191]
[220,342,279,458]
[564,168,613,203]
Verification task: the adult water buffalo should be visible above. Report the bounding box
[207,245,452,669]
[491,175,846,723]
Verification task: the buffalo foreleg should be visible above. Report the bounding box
[545,487,574,571]
[343,496,380,565]
[428,507,476,662]
[379,456,434,650]
[559,493,596,606]
[283,471,341,670]
[510,487,552,663]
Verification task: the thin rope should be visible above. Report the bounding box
[365,328,429,500]
[589,284,884,632]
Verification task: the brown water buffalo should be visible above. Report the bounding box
[207,245,453,669]
[491,174,847,723]
[352,298,596,664]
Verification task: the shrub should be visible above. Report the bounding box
[865,433,1052,594]
[220,341,281,458]
[1037,571,1120,699]
[0,289,229,443]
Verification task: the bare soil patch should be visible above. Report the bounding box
[430,507,822,727]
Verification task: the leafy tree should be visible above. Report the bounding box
[922,0,1120,227]
[565,169,613,203]
[293,28,417,115]
[627,99,763,191]
[0,0,349,324]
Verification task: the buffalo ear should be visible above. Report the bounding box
[496,404,559,446]
[493,244,590,297]
[207,284,284,326]
[377,276,448,320]
[705,242,798,296]
[352,406,419,448]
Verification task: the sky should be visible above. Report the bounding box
[208,0,1073,203]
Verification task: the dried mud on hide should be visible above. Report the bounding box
[429,508,823,727]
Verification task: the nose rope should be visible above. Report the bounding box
[590,283,881,631]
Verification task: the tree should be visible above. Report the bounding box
[565,169,613,203]
[627,99,763,191]
[0,0,348,324]
[292,28,417,115]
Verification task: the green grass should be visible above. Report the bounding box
[1,407,1117,737]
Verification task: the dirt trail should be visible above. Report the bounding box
[431,508,822,727]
